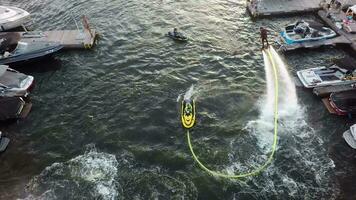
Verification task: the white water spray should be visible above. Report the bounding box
[248,46,299,150]
[184,85,195,100]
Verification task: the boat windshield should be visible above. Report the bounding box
[14,42,28,52]
[0,32,21,54]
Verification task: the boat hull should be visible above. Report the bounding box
[0,45,63,65]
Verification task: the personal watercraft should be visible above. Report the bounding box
[280,20,336,44]
[181,99,196,129]
[167,31,188,42]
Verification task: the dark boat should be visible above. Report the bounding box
[0,32,63,65]
[327,90,356,115]
[0,96,31,121]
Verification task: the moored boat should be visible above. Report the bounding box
[280,20,337,44]
[324,90,356,115]
[297,57,356,88]
[0,32,63,64]
[0,96,31,121]
[0,6,30,31]
[343,124,356,149]
[0,64,34,97]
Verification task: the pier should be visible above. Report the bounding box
[18,16,97,50]
[247,0,320,17]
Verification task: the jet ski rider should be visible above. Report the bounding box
[185,102,193,115]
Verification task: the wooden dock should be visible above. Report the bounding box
[247,0,356,18]
[318,10,356,51]
[247,0,321,17]
[19,16,97,50]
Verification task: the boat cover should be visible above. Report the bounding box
[330,90,356,112]
[0,97,22,120]
[305,20,326,31]
[333,57,356,71]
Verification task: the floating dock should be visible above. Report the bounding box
[247,0,320,17]
[317,10,356,51]
[18,16,97,50]
[247,0,356,18]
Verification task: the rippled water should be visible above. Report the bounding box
[0,0,355,199]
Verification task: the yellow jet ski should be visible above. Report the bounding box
[181,99,196,129]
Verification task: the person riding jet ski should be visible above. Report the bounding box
[168,28,188,42]
[181,99,196,129]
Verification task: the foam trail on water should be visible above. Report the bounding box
[184,85,195,100]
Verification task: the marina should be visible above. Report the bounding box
[0,0,355,199]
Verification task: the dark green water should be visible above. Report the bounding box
[0,0,355,199]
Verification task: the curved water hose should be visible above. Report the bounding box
[186,47,279,178]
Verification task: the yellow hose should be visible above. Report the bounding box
[186,47,279,178]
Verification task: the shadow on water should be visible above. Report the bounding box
[9,56,63,73]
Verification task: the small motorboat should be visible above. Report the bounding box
[0,131,9,152]
[0,32,63,65]
[0,6,30,31]
[280,20,337,44]
[0,64,34,97]
[181,99,196,129]
[167,31,188,42]
[0,96,31,121]
[343,124,356,149]
[297,57,356,88]
[325,90,356,115]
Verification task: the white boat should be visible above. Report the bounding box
[297,57,356,88]
[280,20,337,44]
[343,124,356,149]
[0,6,30,31]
